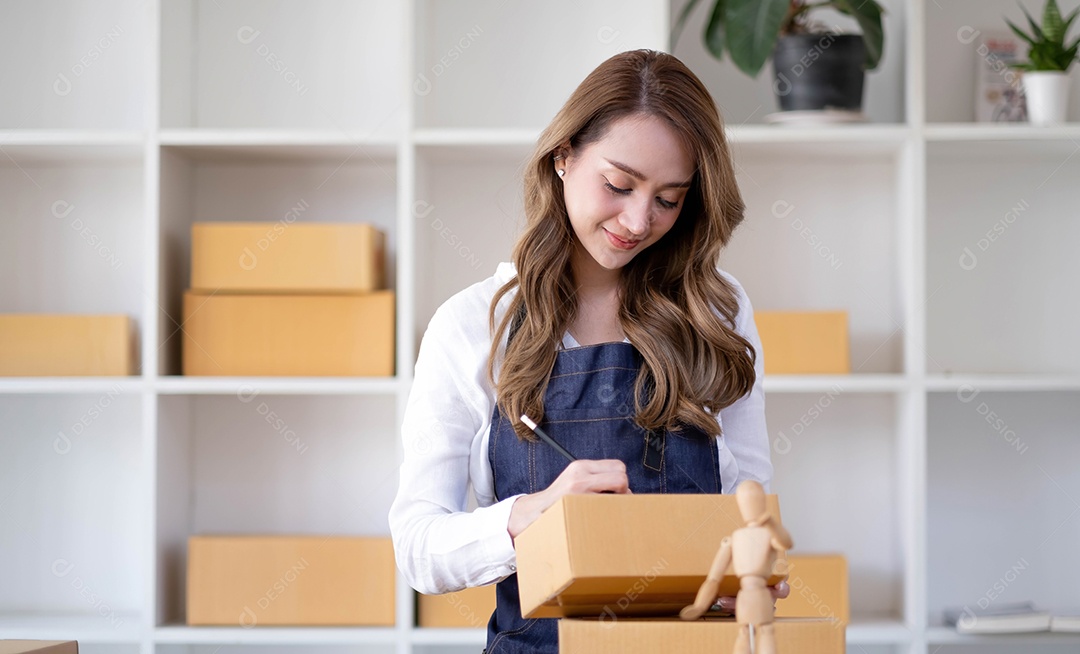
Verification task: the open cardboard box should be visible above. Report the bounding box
[515,494,787,619]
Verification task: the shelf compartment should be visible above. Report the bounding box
[154,395,399,626]
[669,0,907,126]
[158,145,397,377]
[412,146,526,353]
[160,0,405,132]
[923,0,1080,124]
[768,393,906,622]
[926,141,1080,375]
[0,157,146,344]
[720,148,906,374]
[0,0,151,129]
[414,0,664,129]
[0,395,143,619]
[928,392,1080,628]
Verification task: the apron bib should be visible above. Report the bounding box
[483,338,722,653]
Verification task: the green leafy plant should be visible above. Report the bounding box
[670,0,885,78]
[1005,0,1080,72]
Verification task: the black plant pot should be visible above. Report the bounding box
[771,33,867,112]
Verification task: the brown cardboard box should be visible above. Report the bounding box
[417,585,498,628]
[0,643,78,654]
[515,494,787,619]
[191,222,385,293]
[181,290,394,376]
[754,311,850,374]
[187,535,395,626]
[0,315,133,376]
[775,554,850,624]
[559,616,845,653]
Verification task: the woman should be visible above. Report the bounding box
[390,49,783,653]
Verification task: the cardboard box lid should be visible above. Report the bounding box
[0,643,78,654]
[516,494,787,619]
[775,554,850,624]
[559,616,845,654]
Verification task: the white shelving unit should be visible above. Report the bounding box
[2,1,1078,653]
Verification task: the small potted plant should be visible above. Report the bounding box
[671,0,885,123]
[1004,0,1080,125]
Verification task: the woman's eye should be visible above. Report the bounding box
[605,180,679,210]
[604,181,631,195]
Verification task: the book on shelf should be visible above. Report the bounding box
[944,601,1051,634]
[972,28,1028,123]
[1051,615,1080,633]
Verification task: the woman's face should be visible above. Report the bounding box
[559,113,695,274]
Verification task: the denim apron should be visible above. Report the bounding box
[482,313,723,653]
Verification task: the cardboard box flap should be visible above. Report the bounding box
[517,494,787,619]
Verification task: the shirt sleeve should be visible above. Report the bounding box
[388,299,525,595]
[717,273,774,494]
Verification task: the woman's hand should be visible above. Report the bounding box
[714,579,791,613]
[507,459,631,542]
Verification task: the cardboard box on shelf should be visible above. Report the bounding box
[0,314,133,376]
[514,494,787,619]
[181,290,394,376]
[559,615,845,654]
[187,535,395,626]
[775,554,849,624]
[754,311,850,374]
[417,585,498,628]
[0,643,78,654]
[191,222,385,293]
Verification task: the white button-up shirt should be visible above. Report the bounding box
[389,262,772,595]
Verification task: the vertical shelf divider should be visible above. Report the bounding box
[144,1,164,653]
[399,1,420,652]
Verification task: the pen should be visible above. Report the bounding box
[519,414,577,462]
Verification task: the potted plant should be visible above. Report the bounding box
[670,0,885,122]
[1004,0,1080,125]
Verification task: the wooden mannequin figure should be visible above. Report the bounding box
[680,480,794,654]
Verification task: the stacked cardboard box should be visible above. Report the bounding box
[417,585,498,628]
[514,494,847,653]
[0,314,134,376]
[754,311,850,374]
[186,535,395,626]
[182,222,393,376]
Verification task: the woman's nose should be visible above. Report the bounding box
[619,198,652,237]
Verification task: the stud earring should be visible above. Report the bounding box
[557,169,565,177]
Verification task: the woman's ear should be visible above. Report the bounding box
[553,141,573,174]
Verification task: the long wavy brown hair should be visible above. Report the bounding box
[487,49,755,442]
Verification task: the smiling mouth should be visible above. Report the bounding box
[605,229,641,249]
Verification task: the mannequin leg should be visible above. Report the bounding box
[755,622,777,654]
[733,624,751,654]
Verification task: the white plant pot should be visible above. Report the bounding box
[1022,71,1071,126]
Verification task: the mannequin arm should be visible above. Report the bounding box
[680,537,732,620]
[761,515,794,551]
